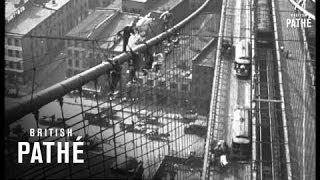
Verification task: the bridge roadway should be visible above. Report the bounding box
[207,0,252,179]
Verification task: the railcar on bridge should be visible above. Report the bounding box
[234,39,251,78]
[229,106,251,161]
[256,0,274,45]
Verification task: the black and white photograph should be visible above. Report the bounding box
[4,0,316,179]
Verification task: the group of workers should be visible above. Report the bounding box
[107,10,174,99]
[211,140,229,167]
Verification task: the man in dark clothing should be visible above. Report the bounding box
[128,48,141,82]
[142,47,154,75]
[117,25,135,52]
[160,11,173,31]
[107,59,121,97]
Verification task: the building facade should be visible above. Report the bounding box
[88,0,113,10]
[122,0,149,14]
[191,40,216,116]
[64,8,142,95]
[5,0,89,88]
[122,0,190,20]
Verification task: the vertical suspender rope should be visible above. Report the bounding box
[57,97,73,178]
[78,88,91,175]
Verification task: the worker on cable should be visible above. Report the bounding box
[171,32,180,47]
[142,47,154,76]
[117,23,136,52]
[152,52,165,75]
[159,10,173,31]
[128,48,141,83]
[106,59,122,98]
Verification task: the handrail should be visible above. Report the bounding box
[5,0,213,123]
[250,0,257,178]
[270,0,292,179]
[201,0,226,178]
[288,0,315,20]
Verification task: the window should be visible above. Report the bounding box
[9,61,14,69]
[14,39,20,46]
[15,50,21,58]
[8,49,13,57]
[67,40,72,47]
[82,51,86,58]
[74,41,78,47]
[82,62,87,68]
[96,53,101,59]
[16,62,21,70]
[74,50,79,57]
[68,49,72,56]
[66,69,73,77]
[7,38,12,45]
[68,59,73,66]
[89,53,93,58]
[75,60,80,67]
[5,60,9,67]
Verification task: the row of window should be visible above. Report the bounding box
[146,79,189,91]
[5,60,22,70]
[67,58,96,69]
[6,38,21,46]
[67,49,105,59]
[122,6,143,14]
[66,40,93,48]
[6,49,22,58]
[68,59,80,68]
[66,69,83,78]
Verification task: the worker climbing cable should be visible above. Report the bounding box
[152,52,165,75]
[141,46,154,76]
[159,10,173,31]
[106,59,122,99]
[128,48,141,83]
[117,23,136,52]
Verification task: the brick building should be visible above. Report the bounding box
[64,8,142,95]
[5,0,89,87]
[191,39,216,116]
[122,0,190,22]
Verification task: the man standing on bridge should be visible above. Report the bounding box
[160,10,173,31]
[117,23,136,52]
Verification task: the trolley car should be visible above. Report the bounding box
[234,39,251,78]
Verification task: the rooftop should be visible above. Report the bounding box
[6,0,19,20]
[196,55,215,67]
[129,0,149,2]
[6,0,70,35]
[66,9,119,39]
[149,0,184,12]
[66,8,141,51]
